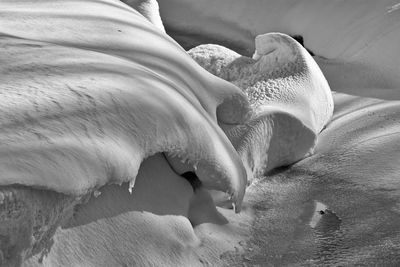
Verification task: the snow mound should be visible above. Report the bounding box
[0,0,252,263]
[1,0,334,265]
[189,33,333,180]
[0,0,250,208]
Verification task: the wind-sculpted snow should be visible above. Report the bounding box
[0,0,334,264]
[0,0,255,263]
[7,0,399,266]
[188,33,333,180]
[0,0,251,202]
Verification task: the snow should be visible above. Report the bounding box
[1,0,400,265]
[0,0,249,208]
[159,0,400,97]
[120,0,165,32]
[188,33,333,181]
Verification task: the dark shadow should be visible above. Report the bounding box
[165,26,254,57]
[180,171,202,191]
[265,165,293,177]
[291,34,315,56]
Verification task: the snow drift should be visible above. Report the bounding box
[0,0,252,263]
[0,0,252,203]
[188,33,333,181]
[0,0,333,265]
[156,0,400,265]
[3,0,399,266]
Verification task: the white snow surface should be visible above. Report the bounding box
[188,33,333,180]
[159,0,400,98]
[0,0,251,209]
[1,0,400,266]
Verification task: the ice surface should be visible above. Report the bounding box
[236,93,400,266]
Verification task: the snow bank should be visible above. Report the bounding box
[3,0,399,265]
[0,0,251,263]
[0,0,250,207]
[189,33,333,180]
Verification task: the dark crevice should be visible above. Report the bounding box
[165,26,254,56]
[291,35,315,56]
[180,172,202,192]
[161,152,203,192]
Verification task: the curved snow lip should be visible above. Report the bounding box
[189,33,333,181]
[250,33,334,133]
[0,0,250,211]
